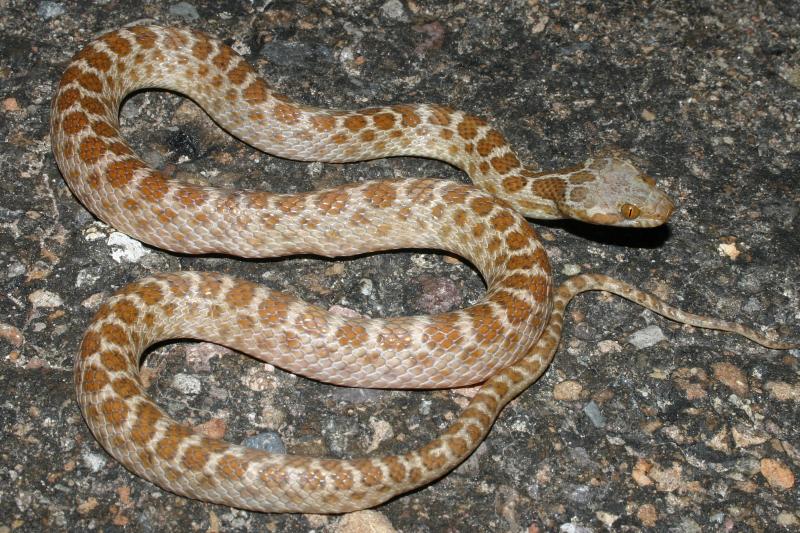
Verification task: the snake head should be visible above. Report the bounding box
[554,149,674,228]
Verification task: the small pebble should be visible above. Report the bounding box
[242,431,286,454]
[627,325,666,348]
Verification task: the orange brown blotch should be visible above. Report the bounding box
[333,469,355,491]
[56,87,81,113]
[382,456,406,483]
[139,171,170,202]
[274,102,301,124]
[502,175,526,193]
[182,444,211,471]
[344,114,367,132]
[211,45,234,71]
[295,308,329,335]
[155,423,194,460]
[244,109,264,122]
[490,211,516,232]
[135,282,164,305]
[106,159,145,188]
[100,322,129,347]
[244,191,269,209]
[81,365,110,393]
[79,330,101,360]
[456,115,486,140]
[447,436,469,456]
[501,367,525,384]
[91,120,116,137]
[507,253,538,270]
[532,177,567,202]
[227,60,252,85]
[352,459,384,486]
[61,111,89,135]
[110,300,138,326]
[466,304,502,345]
[127,27,155,49]
[427,105,453,126]
[276,195,305,214]
[259,464,289,489]
[516,358,542,377]
[440,184,468,204]
[310,114,336,132]
[377,326,412,351]
[111,377,140,399]
[258,293,292,324]
[197,276,223,300]
[465,423,483,442]
[488,378,509,398]
[76,71,103,93]
[59,65,83,89]
[474,392,499,413]
[490,153,520,175]
[100,397,129,427]
[161,302,177,317]
[81,96,107,116]
[395,105,422,127]
[532,246,550,272]
[155,207,177,225]
[175,186,207,208]
[505,231,528,250]
[336,323,368,347]
[217,453,248,480]
[102,33,133,56]
[225,280,256,308]
[330,132,348,144]
[469,196,495,216]
[191,37,212,60]
[476,129,506,157]
[83,47,113,72]
[359,129,376,143]
[165,28,190,50]
[452,208,468,228]
[462,407,491,429]
[78,137,107,164]
[423,320,461,350]
[419,440,447,470]
[363,181,397,208]
[372,112,396,130]
[303,470,329,492]
[316,189,350,215]
[243,79,270,104]
[99,349,129,372]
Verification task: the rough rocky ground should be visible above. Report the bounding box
[1,1,798,531]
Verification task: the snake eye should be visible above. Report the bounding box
[621,203,641,219]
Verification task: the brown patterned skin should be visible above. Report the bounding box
[52,26,795,513]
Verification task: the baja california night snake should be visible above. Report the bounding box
[51,25,796,512]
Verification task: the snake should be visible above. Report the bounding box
[50,25,796,513]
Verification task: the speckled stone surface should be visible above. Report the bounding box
[1,1,798,531]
